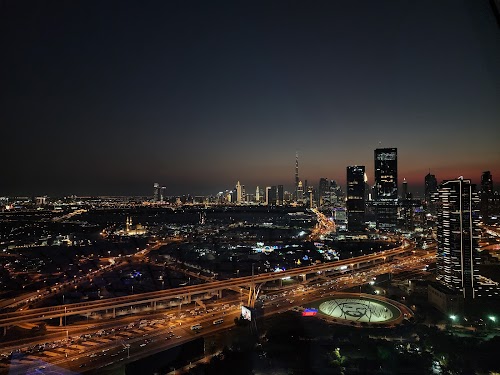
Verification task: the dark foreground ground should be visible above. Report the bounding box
[95,309,500,375]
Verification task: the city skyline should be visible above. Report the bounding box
[2,148,497,199]
[1,0,499,196]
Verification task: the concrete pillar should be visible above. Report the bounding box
[301,274,307,282]
[60,316,63,327]
[113,308,116,318]
[279,279,283,287]
[3,326,7,336]
[153,301,157,311]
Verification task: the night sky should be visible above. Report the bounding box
[1,0,499,197]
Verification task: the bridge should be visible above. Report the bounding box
[0,241,413,333]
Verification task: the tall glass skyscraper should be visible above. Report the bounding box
[424,172,438,205]
[434,178,481,299]
[374,148,398,229]
[425,172,438,215]
[347,166,366,231]
[153,182,160,202]
[480,171,493,219]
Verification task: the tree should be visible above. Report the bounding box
[328,347,346,374]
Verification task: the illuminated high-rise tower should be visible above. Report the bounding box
[434,178,481,299]
[374,148,398,229]
[425,172,438,203]
[402,178,408,200]
[318,178,329,207]
[346,166,366,231]
[295,152,299,201]
[481,171,493,219]
[297,181,304,203]
[236,181,242,203]
[265,186,272,205]
[153,183,160,202]
[160,186,166,202]
[278,185,284,206]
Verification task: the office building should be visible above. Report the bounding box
[236,181,242,203]
[297,181,304,203]
[278,185,284,206]
[399,179,420,230]
[318,178,329,207]
[433,178,480,299]
[153,183,160,202]
[401,178,408,200]
[374,148,398,229]
[425,173,437,203]
[425,172,438,213]
[269,186,278,206]
[346,166,366,231]
[160,186,166,202]
[318,178,343,208]
[265,186,271,206]
[481,171,493,219]
[294,152,300,202]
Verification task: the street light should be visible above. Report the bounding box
[449,314,457,322]
[64,306,68,341]
[488,316,496,323]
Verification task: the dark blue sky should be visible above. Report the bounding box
[1,0,499,196]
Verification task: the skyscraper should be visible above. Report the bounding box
[400,179,415,230]
[255,186,260,202]
[329,180,343,206]
[265,186,271,206]
[374,148,398,229]
[318,178,329,207]
[294,152,299,202]
[434,178,480,299]
[160,186,166,202]
[153,182,160,202]
[346,166,366,231]
[425,172,438,204]
[297,181,304,203]
[236,181,242,203]
[402,178,408,200]
[480,171,493,219]
[269,186,278,205]
[278,185,284,206]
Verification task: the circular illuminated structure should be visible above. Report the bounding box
[314,294,406,325]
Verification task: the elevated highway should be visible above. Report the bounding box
[0,241,413,330]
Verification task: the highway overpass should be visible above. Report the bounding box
[0,241,413,332]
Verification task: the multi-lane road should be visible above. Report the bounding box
[0,247,435,375]
[0,241,413,329]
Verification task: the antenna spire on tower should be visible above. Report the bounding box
[295,151,300,201]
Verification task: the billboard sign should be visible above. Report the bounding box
[302,308,318,317]
[241,305,252,321]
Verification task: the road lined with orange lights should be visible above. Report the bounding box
[0,247,432,375]
[0,242,413,327]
